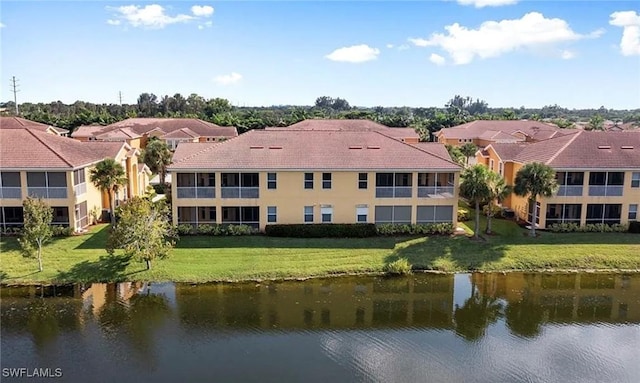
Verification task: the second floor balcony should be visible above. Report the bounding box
[27,187,68,199]
[0,187,22,199]
[556,185,583,197]
[417,186,455,198]
[221,187,260,199]
[375,186,412,198]
[176,187,216,199]
[588,185,623,197]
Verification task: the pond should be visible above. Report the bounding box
[1,273,639,382]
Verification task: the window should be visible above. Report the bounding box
[586,204,622,225]
[304,173,314,189]
[321,206,333,223]
[589,172,606,186]
[197,173,215,187]
[630,204,638,221]
[267,206,277,223]
[73,169,86,185]
[304,206,314,223]
[416,205,454,223]
[356,205,368,223]
[198,207,216,223]
[374,205,412,224]
[267,173,277,189]
[498,161,503,176]
[322,173,332,189]
[489,159,495,172]
[358,173,368,189]
[632,172,640,188]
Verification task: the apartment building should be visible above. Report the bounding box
[476,131,640,228]
[0,128,150,230]
[168,128,461,231]
[436,120,565,148]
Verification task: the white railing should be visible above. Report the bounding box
[588,185,623,197]
[375,187,412,198]
[27,187,68,199]
[74,183,87,196]
[0,187,22,199]
[177,187,216,199]
[221,187,259,199]
[418,186,455,198]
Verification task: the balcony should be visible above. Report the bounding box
[588,186,623,197]
[0,187,22,199]
[74,183,87,196]
[221,187,259,199]
[27,187,68,199]
[418,186,455,198]
[556,185,583,197]
[375,187,412,198]
[176,187,215,199]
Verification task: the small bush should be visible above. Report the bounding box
[457,208,470,222]
[384,258,413,275]
[265,223,378,238]
[1,227,22,236]
[51,226,74,237]
[629,221,640,234]
[548,222,628,233]
[152,184,167,194]
[376,223,454,236]
[176,224,195,236]
[226,224,257,236]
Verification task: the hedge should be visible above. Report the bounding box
[265,224,378,238]
[376,223,454,236]
[1,225,73,237]
[547,222,628,233]
[175,223,257,236]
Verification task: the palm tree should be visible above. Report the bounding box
[513,162,558,237]
[483,172,512,234]
[142,137,172,186]
[90,158,127,225]
[459,165,492,239]
[460,143,478,167]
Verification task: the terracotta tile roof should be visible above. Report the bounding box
[0,129,126,169]
[0,116,68,134]
[95,127,141,140]
[71,125,109,138]
[486,143,531,161]
[436,120,562,141]
[162,127,200,139]
[107,118,238,138]
[169,130,461,171]
[409,142,456,162]
[266,119,420,141]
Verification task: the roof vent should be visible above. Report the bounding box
[268,146,282,149]
[249,146,264,149]
[597,145,611,149]
[621,146,634,149]
[349,146,363,149]
[367,146,381,149]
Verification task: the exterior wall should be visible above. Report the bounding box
[171,170,460,231]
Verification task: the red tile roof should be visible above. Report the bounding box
[162,127,200,139]
[267,119,420,141]
[71,118,237,140]
[0,117,69,134]
[169,130,461,171]
[0,129,127,169]
[436,120,562,141]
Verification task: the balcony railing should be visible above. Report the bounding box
[221,187,259,199]
[74,183,87,196]
[375,186,412,198]
[418,186,455,198]
[176,187,216,199]
[27,187,68,199]
[555,185,583,197]
[0,187,22,199]
[588,185,623,197]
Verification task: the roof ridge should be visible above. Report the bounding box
[26,129,75,167]
[173,130,249,164]
[379,131,461,167]
[544,130,582,165]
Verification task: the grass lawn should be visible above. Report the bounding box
[1,211,639,284]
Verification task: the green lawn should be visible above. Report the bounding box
[1,212,639,284]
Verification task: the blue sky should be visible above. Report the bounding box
[1,1,639,109]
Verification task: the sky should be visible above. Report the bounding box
[1,1,639,109]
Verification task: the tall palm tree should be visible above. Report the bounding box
[460,143,478,167]
[484,172,512,234]
[90,158,127,225]
[142,137,172,186]
[513,162,558,237]
[459,165,492,239]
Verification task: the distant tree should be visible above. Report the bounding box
[18,197,53,272]
[142,137,172,186]
[483,172,512,234]
[205,97,233,117]
[513,163,558,237]
[445,144,466,166]
[186,93,206,115]
[551,118,575,129]
[459,143,478,166]
[137,93,159,117]
[107,197,175,270]
[90,158,128,225]
[501,109,517,120]
[586,114,605,131]
[446,95,489,115]
[459,165,492,239]
[314,96,351,111]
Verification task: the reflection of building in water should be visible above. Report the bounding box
[174,275,455,330]
[81,282,145,315]
[472,273,640,323]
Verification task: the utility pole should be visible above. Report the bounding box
[119,91,123,106]
[10,76,20,115]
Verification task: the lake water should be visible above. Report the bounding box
[1,273,639,382]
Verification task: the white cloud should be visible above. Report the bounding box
[397,44,410,51]
[386,44,394,49]
[106,19,121,26]
[214,72,243,85]
[429,53,446,65]
[560,50,575,60]
[410,12,600,64]
[609,11,640,56]
[191,5,214,17]
[325,44,380,63]
[456,0,518,8]
[0,22,5,28]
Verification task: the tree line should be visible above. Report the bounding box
[2,94,638,141]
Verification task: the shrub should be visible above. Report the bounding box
[226,224,257,236]
[629,221,640,234]
[457,208,470,222]
[51,226,74,237]
[152,184,167,194]
[265,224,378,238]
[548,223,628,233]
[384,258,412,275]
[376,223,454,236]
[176,224,195,236]
[1,227,22,236]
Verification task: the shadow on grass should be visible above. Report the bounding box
[175,235,408,249]
[74,225,111,249]
[56,254,135,283]
[385,235,509,272]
